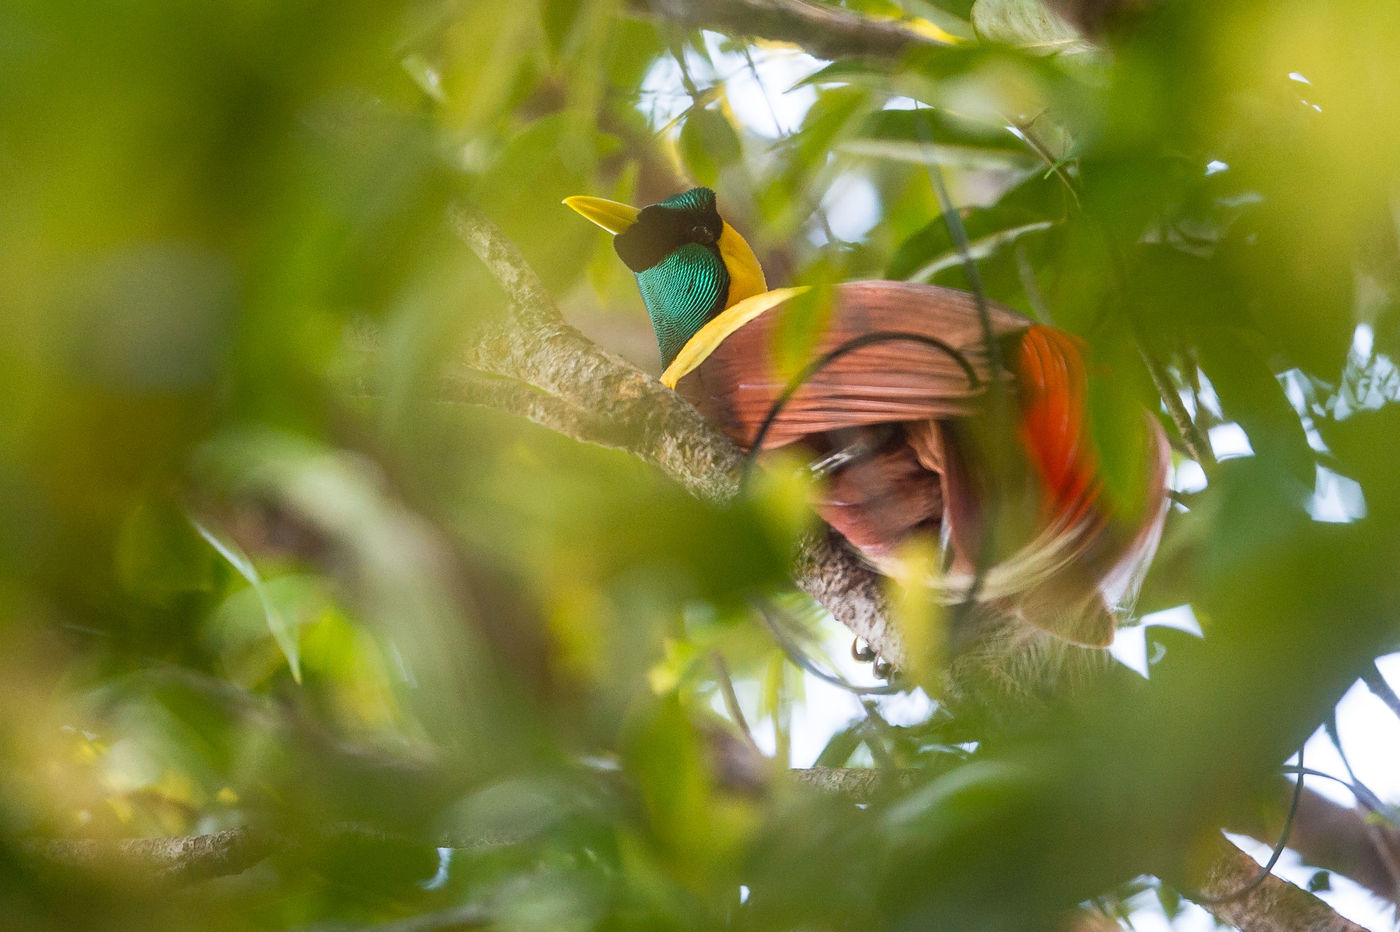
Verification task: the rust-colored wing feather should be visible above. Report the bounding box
[691,281,1031,449]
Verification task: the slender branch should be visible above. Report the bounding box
[446,203,557,325]
[15,771,898,883]
[627,0,946,63]
[712,651,763,755]
[463,316,748,501]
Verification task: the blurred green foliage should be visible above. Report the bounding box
[1,0,1398,928]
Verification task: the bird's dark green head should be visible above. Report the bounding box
[565,183,772,369]
[613,187,729,367]
[565,187,769,370]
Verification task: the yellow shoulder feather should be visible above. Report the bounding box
[659,286,811,389]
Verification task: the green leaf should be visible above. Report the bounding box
[887,204,1052,281]
[856,106,1028,156]
[115,497,218,599]
[400,53,447,104]
[771,284,837,382]
[791,60,893,91]
[839,138,1036,171]
[793,46,997,91]
[790,87,871,169]
[190,516,303,683]
[970,0,1085,51]
[603,16,664,89]
[474,112,605,291]
[1135,510,1207,616]
[1155,881,1182,919]
[1196,331,1316,484]
[815,723,864,768]
[541,0,584,54]
[1318,404,1400,524]
[1086,352,1163,521]
[921,0,978,20]
[679,107,743,188]
[886,171,1065,284]
[1221,219,1355,376]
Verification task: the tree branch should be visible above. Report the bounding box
[448,202,746,503]
[426,203,1381,930]
[791,765,916,801]
[444,202,905,665]
[1180,833,1372,932]
[792,534,901,664]
[25,822,529,891]
[1139,344,1216,471]
[627,0,945,63]
[439,368,631,453]
[27,769,1376,932]
[25,828,275,887]
[792,769,1374,932]
[1229,783,1400,906]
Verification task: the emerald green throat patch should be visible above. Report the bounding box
[613,187,731,366]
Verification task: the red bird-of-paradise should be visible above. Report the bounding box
[566,187,1169,647]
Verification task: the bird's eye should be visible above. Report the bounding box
[691,224,716,245]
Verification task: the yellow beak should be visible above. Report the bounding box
[563,195,641,234]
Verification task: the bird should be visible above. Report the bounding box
[565,187,1169,647]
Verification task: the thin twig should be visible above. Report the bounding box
[1363,662,1400,722]
[755,601,903,696]
[631,0,947,63]
[1140,346,1216,471]
[1009,115,1079,206]
[858,700,899,771]
[711,651,764,755]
